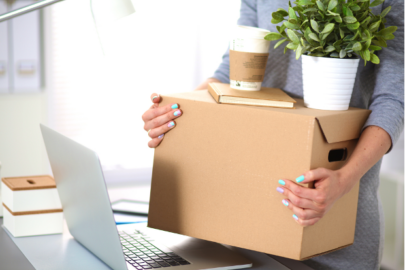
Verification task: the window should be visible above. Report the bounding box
[47,0,241,180]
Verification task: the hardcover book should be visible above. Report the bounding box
[208,82,296,109]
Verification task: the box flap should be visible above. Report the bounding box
[316,110,371,143]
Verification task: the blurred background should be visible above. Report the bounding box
[0,0,402,269]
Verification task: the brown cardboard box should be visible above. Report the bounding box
[148,90,371,260]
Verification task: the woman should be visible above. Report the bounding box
[142,0,404,269]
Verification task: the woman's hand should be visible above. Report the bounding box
[276,168,357,227]
[142,77,220,148]
[276,126,391,227]
[142,93,183,148]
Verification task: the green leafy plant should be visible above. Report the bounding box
[264,0,397,65]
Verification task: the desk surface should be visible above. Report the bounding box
[1,219,290,270]
[0,218,34,270]
[0,184,314,270]
[0,217,314,270]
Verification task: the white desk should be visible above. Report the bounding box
[0,218,35,270]
[0,183,314,270]
[2,219,314,270]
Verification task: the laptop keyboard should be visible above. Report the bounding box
[119,230,191,269]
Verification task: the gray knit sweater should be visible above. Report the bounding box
[212,1,404,269]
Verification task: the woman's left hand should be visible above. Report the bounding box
[276,168,356,227]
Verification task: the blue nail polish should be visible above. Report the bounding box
[171,104,178,109]
[293,214,299,220]
[158,134,164,139]
[276,187,284,194]
[282,199,289,206]
[296,175,305,183]
[278,179,285,186]
[174,110,182,116]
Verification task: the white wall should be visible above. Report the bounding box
[0,92,49,178]
[0,0,243,179]
[0,4,52,179]
[46,0,242,171]
[379,131,404,270]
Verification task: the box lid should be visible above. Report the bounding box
[315,111,371,143]
[2,175,56,191]
[165,91,371,144]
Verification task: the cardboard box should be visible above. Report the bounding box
[148,90,371,260]
[2,175,63,237]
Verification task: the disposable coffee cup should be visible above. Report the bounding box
[230,26,271,91]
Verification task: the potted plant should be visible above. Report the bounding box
[264,0,398,110]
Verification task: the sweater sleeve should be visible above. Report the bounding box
[363,0,404,152]
[212,0,258,83]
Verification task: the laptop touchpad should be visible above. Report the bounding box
[171,238,224,251]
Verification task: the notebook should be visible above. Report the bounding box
[208,82,296,109]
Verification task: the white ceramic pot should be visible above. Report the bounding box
[302,55,360,110]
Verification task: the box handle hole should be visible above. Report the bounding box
[27,179,35,184]
[328,148,347,162]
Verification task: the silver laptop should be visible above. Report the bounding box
[40,124,252,270]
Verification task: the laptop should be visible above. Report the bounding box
[40,124,252,270]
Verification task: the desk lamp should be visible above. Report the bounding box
[0,0,135,55]
[0,0,135,24]
[0,0,135,25]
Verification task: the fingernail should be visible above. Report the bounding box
[174,110,182,116]
[296,175,305,183]
[168,121,175,128]
[152,95,159,101]
[158,134,164,139]
[293,214,299,221]
[282,199,289,206]
[278,179,285,186]
[171,104,178,109]
[276,187,284,194]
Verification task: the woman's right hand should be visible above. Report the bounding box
[142,93,182,148]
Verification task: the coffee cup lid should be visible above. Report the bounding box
[234,25,270,39]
